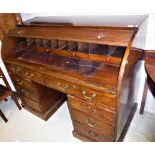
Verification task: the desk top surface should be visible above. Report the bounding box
[6,48,119,93]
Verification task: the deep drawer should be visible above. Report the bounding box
[68,95,115,125]
[73,122,114,142]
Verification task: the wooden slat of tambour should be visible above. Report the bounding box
[8,26,135,46]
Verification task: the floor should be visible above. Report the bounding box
[0,97,155,142]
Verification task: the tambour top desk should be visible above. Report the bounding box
[1,16,142,142]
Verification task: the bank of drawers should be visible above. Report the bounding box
[68,95,115,125]
[68,95,116,140]
[6,63,117,141]
[6,63,45,112]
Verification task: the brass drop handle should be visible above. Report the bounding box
[88,131,97,137]
[57,82,69,91]
[25,72,34,79]
[85,119,97,128]
[82,90,96,100]
[12,67,20,73]
[16,79,22,85]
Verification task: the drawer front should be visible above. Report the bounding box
[20,67,44,84]
[6,63,44,84]
[73,122,114,142]
[68,95,115,125]
[22,96,42,112]
[10,75,39,102]
[44,74,117,109]
[70,108,115,137]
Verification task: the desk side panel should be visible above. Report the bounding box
[116,48,143,141]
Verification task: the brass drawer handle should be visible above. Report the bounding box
[57,82,69,91]
[12,67,20,73]
[82,90,96,100]
[97,33,105,39]
[85,119,97,128]
[88,131,97,138]
[16,79,22,85]
[25,72,34,79]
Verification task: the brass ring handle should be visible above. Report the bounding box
[57,82,69,91]
[82,90,96,100]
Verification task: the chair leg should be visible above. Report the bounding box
[4,98,8,102]
[0,109,8,123]
[140,80,148,115]
[11,92,22,110]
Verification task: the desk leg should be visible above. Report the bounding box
[140,80,148,115]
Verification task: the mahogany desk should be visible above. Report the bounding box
[1,17,143,142]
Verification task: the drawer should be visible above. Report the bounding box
[73,122,114,142]
[10,75,39,102]
[22,96,42,112]
[70,108,115,137]
[68,95,115,125]
[6,63,44,84]
[20,66,44,84]
[44,74,117,109]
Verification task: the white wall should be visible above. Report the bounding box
[21,14,147,27]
